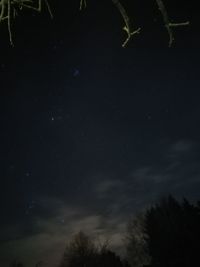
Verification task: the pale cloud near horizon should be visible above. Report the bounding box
[0,198,127,267]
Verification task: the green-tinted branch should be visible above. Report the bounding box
[0,0,53,45]
[79,0,86,10]
[112,0,140,47]
[169,22,190,27]
[7,0,13,45]
[155,0,189,47]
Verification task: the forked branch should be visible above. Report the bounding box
[155,0,189,47]
[79,0,141,47]
[79,0,189,47]
[0,0,53,45]
[112,0,140,47]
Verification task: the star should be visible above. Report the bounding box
[146,113,152,120]
[73,68,80,77]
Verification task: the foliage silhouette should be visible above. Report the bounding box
[59,231,129,267]
[126,196,200,267]
[9,260,24,267]
[145,196,200,267]
[125,213,151,267]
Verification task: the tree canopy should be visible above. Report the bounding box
[126,196,200,267]
[59,231,129,267]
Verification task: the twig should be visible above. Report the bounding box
[7,0,14,46]
[44,0,53,18]
[0,1,6,22]
[112,0,140,47]
[155,0,189,47]
[0,0,53,45]
[80,0,86,10]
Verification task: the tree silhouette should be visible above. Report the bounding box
[126,196,200,267]
[145,196,200,267]
[9,260,24,267]
[59,231,129,267]
[98,246,127,267]
[59,231,97,267]
[125,213,151,267]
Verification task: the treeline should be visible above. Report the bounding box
[10,196,200,267]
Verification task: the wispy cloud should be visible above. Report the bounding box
[167,140,194,159]
[94,178,124,199]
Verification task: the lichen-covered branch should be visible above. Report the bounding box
[155,0,189,47]
[112,0,140,47]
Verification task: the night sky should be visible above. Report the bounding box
[0,0,200,266]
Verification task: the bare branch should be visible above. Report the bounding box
[169,22,190,27]
[0,0,190,47]
[155,0,189,47]
[80,0,86,10]
[7,0,13,46]
[112,0,140,47]
[0,0,53,45]
[18,0,53,18]
[0,1,6,22]
[44,0,53,18]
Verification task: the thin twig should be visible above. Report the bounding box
[0,0,53,45]
[0,1,5,22]
[112,0,140,47]
[169,22,189,27]
[80,0,86,10]
[44,0,53,18]
[7,0,14,46]
[20,0,53,18]
[155,0,189,47]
